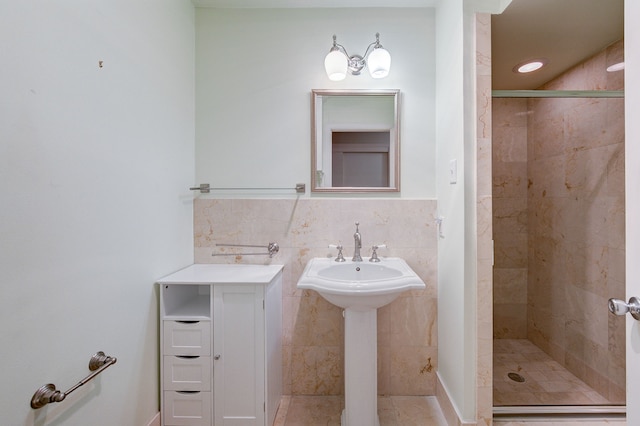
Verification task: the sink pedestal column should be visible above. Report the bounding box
[342,308,380,426]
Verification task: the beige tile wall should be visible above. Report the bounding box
[526,40,626,403]
[492,97,529,339]
[476,13,494,426]
[194,198,438,396]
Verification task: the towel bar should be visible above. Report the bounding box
[213,242,280,258]
[30,351,117,409]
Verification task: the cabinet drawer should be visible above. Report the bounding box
[163,391,212,426]
[163,321,211,356]
[163,356,211,391]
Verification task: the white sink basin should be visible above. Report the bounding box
[297,257,425,310]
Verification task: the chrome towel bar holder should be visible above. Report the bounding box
[213,242,280,258]
[30,351,117,409]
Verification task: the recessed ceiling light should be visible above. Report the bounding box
[606,62,625,72]
[513,59,547,74]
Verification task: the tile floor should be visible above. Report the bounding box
[494,339,614,406]
[273,338,624,425]
[273,395,448,426]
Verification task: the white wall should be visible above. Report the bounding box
[435,0,469,419]
[0,2,195,425]
[195,8,435,198]
[435,0,509,421]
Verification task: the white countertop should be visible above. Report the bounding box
[157,263,284,285]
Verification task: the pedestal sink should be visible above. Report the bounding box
[297,257,426,426]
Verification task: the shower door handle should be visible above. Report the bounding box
[608,297,640,321]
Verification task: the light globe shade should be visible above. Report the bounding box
[324,50,348,81]
[367,47,391,79]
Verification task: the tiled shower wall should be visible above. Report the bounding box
[476,12,494,425]
[492,39,626,402]
[194,198,438,396]
[492,98,529,339]
[527,40,625,403]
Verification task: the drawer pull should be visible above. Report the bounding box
[214,355,221,360]
[176,390,200,395]
[176,320,199,324]
[176,355,199,359]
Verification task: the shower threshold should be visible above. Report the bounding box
[494,405,626,422]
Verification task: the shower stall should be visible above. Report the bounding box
[491,40,625,416]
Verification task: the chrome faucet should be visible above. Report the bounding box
[352,222,363,262]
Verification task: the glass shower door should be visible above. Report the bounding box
[492,91,625,415]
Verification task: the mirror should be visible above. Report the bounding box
[311,89,400,193]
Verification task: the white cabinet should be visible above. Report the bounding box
[158,264,283,426]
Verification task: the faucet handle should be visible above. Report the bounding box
[369,244,387,262]
[328,244,346,262]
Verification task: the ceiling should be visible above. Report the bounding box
[192,0,624,90]
[492,0,624,89]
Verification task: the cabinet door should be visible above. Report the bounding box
[213,285,265,426]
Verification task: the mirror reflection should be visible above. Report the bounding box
[311,89,400,193]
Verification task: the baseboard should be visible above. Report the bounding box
[436,373,475,426]
[146,412,160,426]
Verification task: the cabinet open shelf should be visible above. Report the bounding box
[162,284,211,319]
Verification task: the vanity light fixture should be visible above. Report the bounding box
[324,33,391,81]
[513,58,547,74]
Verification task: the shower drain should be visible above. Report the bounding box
[507,372,526,383]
